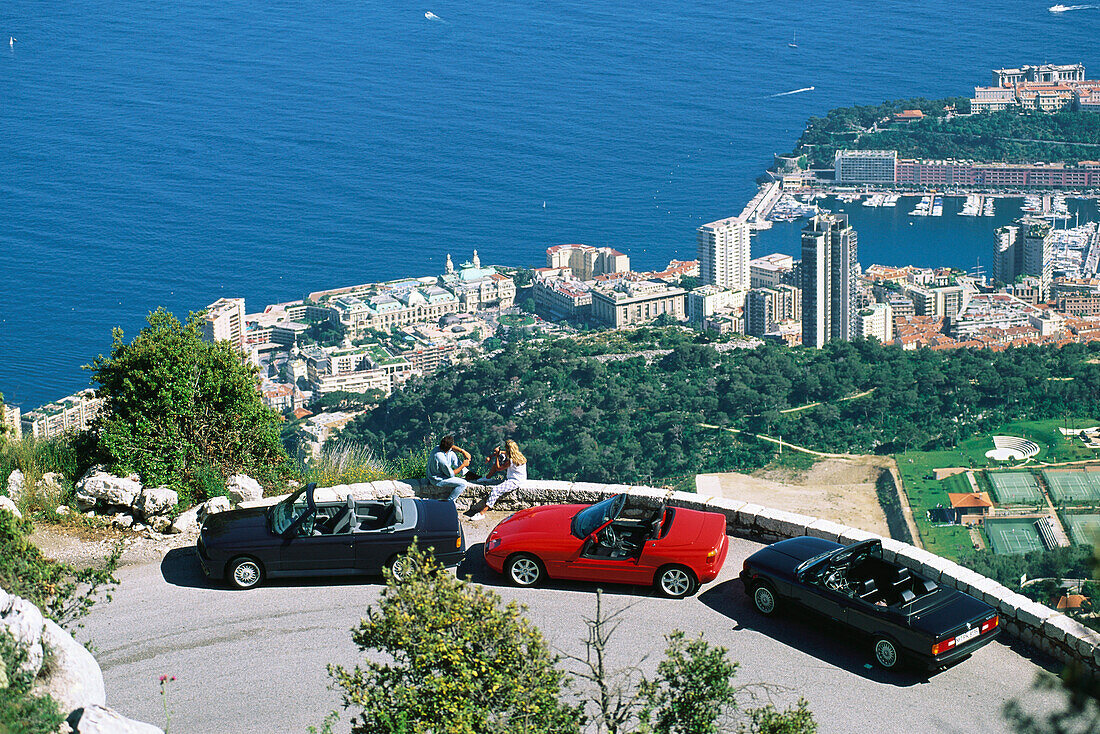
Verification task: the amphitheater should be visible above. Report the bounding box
[985,435,1041,462]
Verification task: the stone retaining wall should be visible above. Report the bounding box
[249,477,1099,672]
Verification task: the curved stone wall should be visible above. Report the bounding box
[253,477,1100,672]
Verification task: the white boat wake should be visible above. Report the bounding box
[771,86,815,97]
[1049,4,1096,11]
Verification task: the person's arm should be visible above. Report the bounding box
[453,445,471,470]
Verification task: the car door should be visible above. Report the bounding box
[353,500,413,574]
[796,566,851,623]
[559,523,651,585]
[279,508,356,573]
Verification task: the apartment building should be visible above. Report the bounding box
[697,218,750,289]
[834,150,897,184]
[21,389,104,440]
[590,280,686,328]
[201,298,246,351]
[546,245,630,280]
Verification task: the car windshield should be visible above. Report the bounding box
[571,494,626,537]
[269,487,310,535]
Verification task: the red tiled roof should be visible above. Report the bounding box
[948,492,994,509]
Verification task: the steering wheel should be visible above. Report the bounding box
[824,567,849,593]
[599,525,619,548]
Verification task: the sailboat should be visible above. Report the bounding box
[787,32,797,48]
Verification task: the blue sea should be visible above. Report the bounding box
[2,1,1098,409]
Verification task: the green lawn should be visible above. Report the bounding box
[894,417,1100,561]
[500,314,536,327]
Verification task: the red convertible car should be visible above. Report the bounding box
[483,494,729,598]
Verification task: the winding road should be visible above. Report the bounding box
[82,522,1062,733]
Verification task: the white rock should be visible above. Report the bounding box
[40,471,66,496]
[111,514,134,529]
[56,505,70,515]
[226,474,263,505]
[68,704,165,734]
[151,516,172,534]
[168,506,200,534]
[0,587,46,675]
[75,469,142,509]
[198,496,231,522]
[6,469,24,502]
[135,485,178,519]
[132,523,147,532]
[32,618,106,714]
[288,479,302,489]
[0,495,21,520]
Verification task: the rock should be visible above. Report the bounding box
[39,472,66,500]
[32,618,105,714]
[226,474,262,505]
[68,705,164,734]
[132,523,147,532]
[6,469,24,502]
[200,496,231,520]
[56,505,70,515]
[0,495,21,520]
[0,587,46,675]
[111,514,134,529]
[151,516,172,534]
[75,469,142,510]
[135,485,178,519]
[288,479,302,489]
[168,506,200,535]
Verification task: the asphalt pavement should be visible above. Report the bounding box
[81,520,1064,733]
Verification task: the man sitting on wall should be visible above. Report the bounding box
[427,434,473,503]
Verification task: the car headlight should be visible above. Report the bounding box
[487,537,502,552]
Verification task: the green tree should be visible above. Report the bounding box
[641,630,739,734]
[328,544,582,734]
[739,700,817,734]
[88,308,288,492]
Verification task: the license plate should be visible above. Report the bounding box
[956,627,980,645]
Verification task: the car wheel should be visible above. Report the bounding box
[751,581,779,616]
[873,636,901,670]
[387,554,418,583]
[656,565,698,599]
[506,554,543,587]
[227,557,264,590]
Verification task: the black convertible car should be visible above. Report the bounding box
[197,483,465,589]
[740,537,1000,671]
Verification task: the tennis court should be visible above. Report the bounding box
[987,472,1043,504]
[985,518,1045,555]
[1043,469,1100,504]
[1063,513,1100,546]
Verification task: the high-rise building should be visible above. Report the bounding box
[545,245,630,280]
[697,218,750,290]
[1022,220,1054,299]
[993,226,1020,284]
[202,298,246,351]
[993,219,1053,297]
[801,214,859,348]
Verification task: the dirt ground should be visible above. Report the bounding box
[698,457,893,537]
[29,522,197,570]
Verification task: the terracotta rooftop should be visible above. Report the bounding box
[948,492,994,509]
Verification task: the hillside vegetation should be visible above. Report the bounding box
[343,331,1100,484]
[796,99,1100,167]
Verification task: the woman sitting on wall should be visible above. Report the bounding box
[471,439,527,521]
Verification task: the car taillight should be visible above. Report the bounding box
[487,538,502,551]
[706,549,718,563]
[981,616,998,633]
[931,637,956,656]
[456,537,462,548]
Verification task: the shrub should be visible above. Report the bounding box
[0,630,66,734]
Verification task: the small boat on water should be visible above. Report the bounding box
[788,31,797,48]
[425,11,441,20]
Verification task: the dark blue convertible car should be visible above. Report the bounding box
[197,483,465,589]
[740,537,1000,671]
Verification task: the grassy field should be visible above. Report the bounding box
[894,417,1100,560]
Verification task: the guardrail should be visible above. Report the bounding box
[264,477,1100,672]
